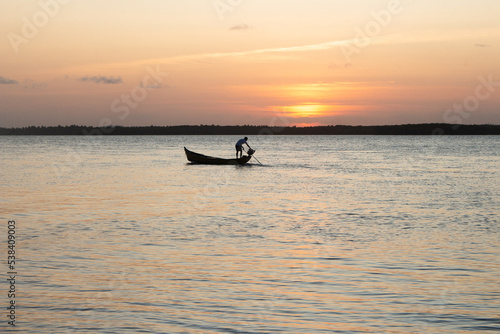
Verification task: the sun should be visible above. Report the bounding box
[281,104,330,117]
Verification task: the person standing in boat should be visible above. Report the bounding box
[235,137,251,158]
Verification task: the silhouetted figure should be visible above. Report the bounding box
[235,137,251,158]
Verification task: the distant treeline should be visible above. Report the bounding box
[0,124,499,135]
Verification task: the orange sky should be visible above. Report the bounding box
[1,0,499,127]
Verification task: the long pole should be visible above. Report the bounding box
[244,148,263,165]
[252,155,263,165]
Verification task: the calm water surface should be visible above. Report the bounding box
[1,135,499,333]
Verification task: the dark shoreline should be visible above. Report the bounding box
[1,123,499,135]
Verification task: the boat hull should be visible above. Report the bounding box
[184,147,252,165]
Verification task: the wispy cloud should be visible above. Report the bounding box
[152,31,457,64]
[78,75,123,84]
[475,43,492,48]
[0,76,18,85]
[164,29,496,63]
[230,23,251,31]
[68,27,500,71]
[162,39,351,64]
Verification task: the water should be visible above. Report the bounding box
[1,135,499,333]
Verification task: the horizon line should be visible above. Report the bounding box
[2,123,500,129]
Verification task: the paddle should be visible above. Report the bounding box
[244,147,263,165]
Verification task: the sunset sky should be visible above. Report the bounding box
[1,0,499,127]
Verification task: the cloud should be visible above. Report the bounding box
[159,30,486,64]
[230,23,251,31]
[140,82,164,90]
[475,43,492,48]
[96,33,432,68]
[64,27,500,71]
[0,76,18,85]
[174,39,350,62]
[110,36,354,68]
[78,75,123,84]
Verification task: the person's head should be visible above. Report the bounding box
[244,137,248,141]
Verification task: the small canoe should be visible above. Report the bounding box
[184,147,252,165]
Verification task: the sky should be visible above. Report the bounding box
[1,0,499,127]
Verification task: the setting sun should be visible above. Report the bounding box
[280,104,332,117]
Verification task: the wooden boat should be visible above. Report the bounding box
[184,147,253,165]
